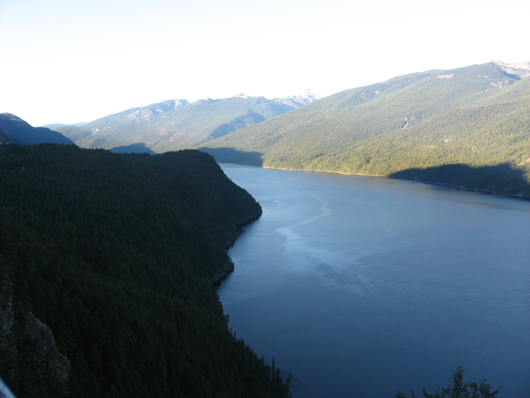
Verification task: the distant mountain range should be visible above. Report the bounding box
[41,122,87,129]
[0,113,75,145]
[55,92,320,153]
[3,61,529,197]
[198,61,530,197]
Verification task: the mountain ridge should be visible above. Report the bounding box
[198,61,530,198]
[0,113,74,146]
[40,122,87,129]
[55,93,318,153]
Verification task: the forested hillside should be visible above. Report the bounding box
[0,114,74,146]
[0,144,291,398]
[0,128,10,144]
[56,94,316,153]
[199,61,530,197]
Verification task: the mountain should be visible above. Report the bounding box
[287,89,321,105]
[198,61,530,198]
[55,94,317,153]
[0,144,291,398]
[0,128,11,144]
[40,122,87,129]
[0,113,75,145]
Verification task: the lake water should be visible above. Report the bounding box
[217,164,530,398]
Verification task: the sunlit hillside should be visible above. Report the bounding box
[199,61,530,197]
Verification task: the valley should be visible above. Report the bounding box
[199,61,530,198]
[54,92,319,153]
[1,58,528,397]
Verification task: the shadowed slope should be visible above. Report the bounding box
[110,142,156,154]
[390,163,530,198]
[198,147,263,166]
[0,114,75,145]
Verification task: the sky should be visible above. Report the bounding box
[1,0,529,126]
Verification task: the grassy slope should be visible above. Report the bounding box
[199,63,530,197]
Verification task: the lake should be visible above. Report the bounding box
[217,164,530,398]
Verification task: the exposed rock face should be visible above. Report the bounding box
[0,304,14,337]
[0,254,14,336]
[25,312,71,387]
[123,99,189,121]
[288,89,322,105]
[0,255,70,396]
[493,60,530,78]
[0,294,17,392]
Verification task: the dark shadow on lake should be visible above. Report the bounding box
[198,147,263,166]
[389,163,530,198]
[110,143,156,155]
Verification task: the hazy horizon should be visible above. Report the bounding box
[1,0,528,126]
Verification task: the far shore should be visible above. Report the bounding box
[259,165,530,200]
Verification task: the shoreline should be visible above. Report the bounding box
[213,210,263,287]
[390,176,530,200]
[213,162,528,285]
[261,165,530,200]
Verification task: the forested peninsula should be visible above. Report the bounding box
[0,144,292,398]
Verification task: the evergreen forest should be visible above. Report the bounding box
[0,144,292,398]
[199,62,530,198]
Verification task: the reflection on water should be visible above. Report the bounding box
[217,164,530,398]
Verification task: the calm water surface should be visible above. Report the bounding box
[217,164,530,398]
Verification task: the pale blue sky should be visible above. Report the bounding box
[1,0,528,126]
